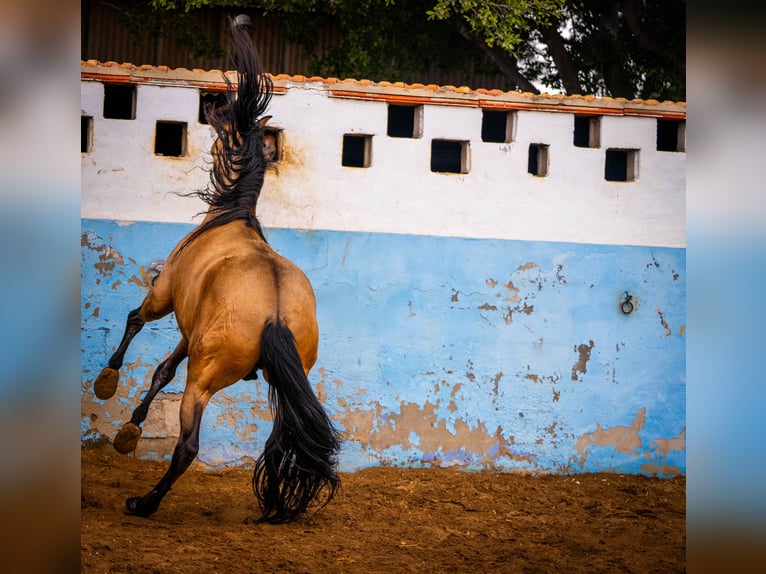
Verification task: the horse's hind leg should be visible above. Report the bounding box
[124,361,222,517]
[93,307,145,400]
[113,339,188,455]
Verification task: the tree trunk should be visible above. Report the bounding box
[541,23,582,95]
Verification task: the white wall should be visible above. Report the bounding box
[81,70,685,248]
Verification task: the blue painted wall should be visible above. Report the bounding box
[81,218,685,475]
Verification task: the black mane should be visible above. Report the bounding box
[175,19,273,258]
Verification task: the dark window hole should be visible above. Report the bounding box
[342,134,372,168]
[155,121,187,157]
[103,84,136,120]
[387,104,422,138]
[481,110,514,143]
[199,91,227,125]
[263,127,282,164]
[527,144,549,177]
[573,115,601,148]
[605,148,639,181]
[81,116,93,153]
[657,119,685,152]
[431,139,469,174]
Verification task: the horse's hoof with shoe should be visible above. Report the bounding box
[94,367,119,400]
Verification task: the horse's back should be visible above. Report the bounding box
[170,221,318,379]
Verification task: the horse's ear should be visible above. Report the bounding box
[258,115,272,127]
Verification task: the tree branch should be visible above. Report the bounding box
[455,20,539,94]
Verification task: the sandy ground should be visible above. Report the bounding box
[81,445,685,573]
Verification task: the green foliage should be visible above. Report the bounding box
[151,0,251,11]
[427,0,564,54]
[112,2,227,61]
[139,0,685,99]
[262,0,497,84]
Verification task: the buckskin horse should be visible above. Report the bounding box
[92,21,341,524]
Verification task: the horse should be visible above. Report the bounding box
[91,21,341,524]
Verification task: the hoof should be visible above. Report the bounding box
[125,496,156,517]
[94,368,119,400]
[113,422,142,454]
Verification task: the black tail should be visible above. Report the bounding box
[253,320,341,523]
[175,18,273,259]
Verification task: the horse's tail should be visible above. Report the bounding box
[253,319,341,523]
[174,18,273,259]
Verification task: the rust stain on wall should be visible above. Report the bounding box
[571,340,595,381]
[492,372,503,395]
[656,308,672,337]
[574,407,647,469]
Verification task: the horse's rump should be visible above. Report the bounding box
[169,221,319,378]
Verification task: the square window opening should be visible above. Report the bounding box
[481,110,514,143]
[573,115,601,148]
[198,91,227,124]
[263,126,283,164]
[387,104,422,138]
[342,134,372,168]
[657,119,685,152]
[527,144,549,177]
[155,121,187,157]
[81,116,93,153]
[103,84,136,120]
[431,139,469,174]
[605,148,639,181]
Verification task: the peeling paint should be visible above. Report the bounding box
[650,427,686,460]
[575,408,647,469]
[371,401,501,460]
[571,340,595,381]
[82,221,685,475]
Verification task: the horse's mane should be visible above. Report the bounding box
[175,19,273,258]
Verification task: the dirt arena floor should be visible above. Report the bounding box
[81,445,685,573]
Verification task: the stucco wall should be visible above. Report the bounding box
[81,64,686,475]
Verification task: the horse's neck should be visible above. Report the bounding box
[201,211,218,225]
[199,207,257,226]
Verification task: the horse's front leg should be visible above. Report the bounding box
[93,307,145,400]
[125,386,209,517]
[113,339,188,455]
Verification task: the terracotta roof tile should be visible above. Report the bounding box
[80,61,686,118]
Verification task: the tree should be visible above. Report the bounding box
[147,0,685,100]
